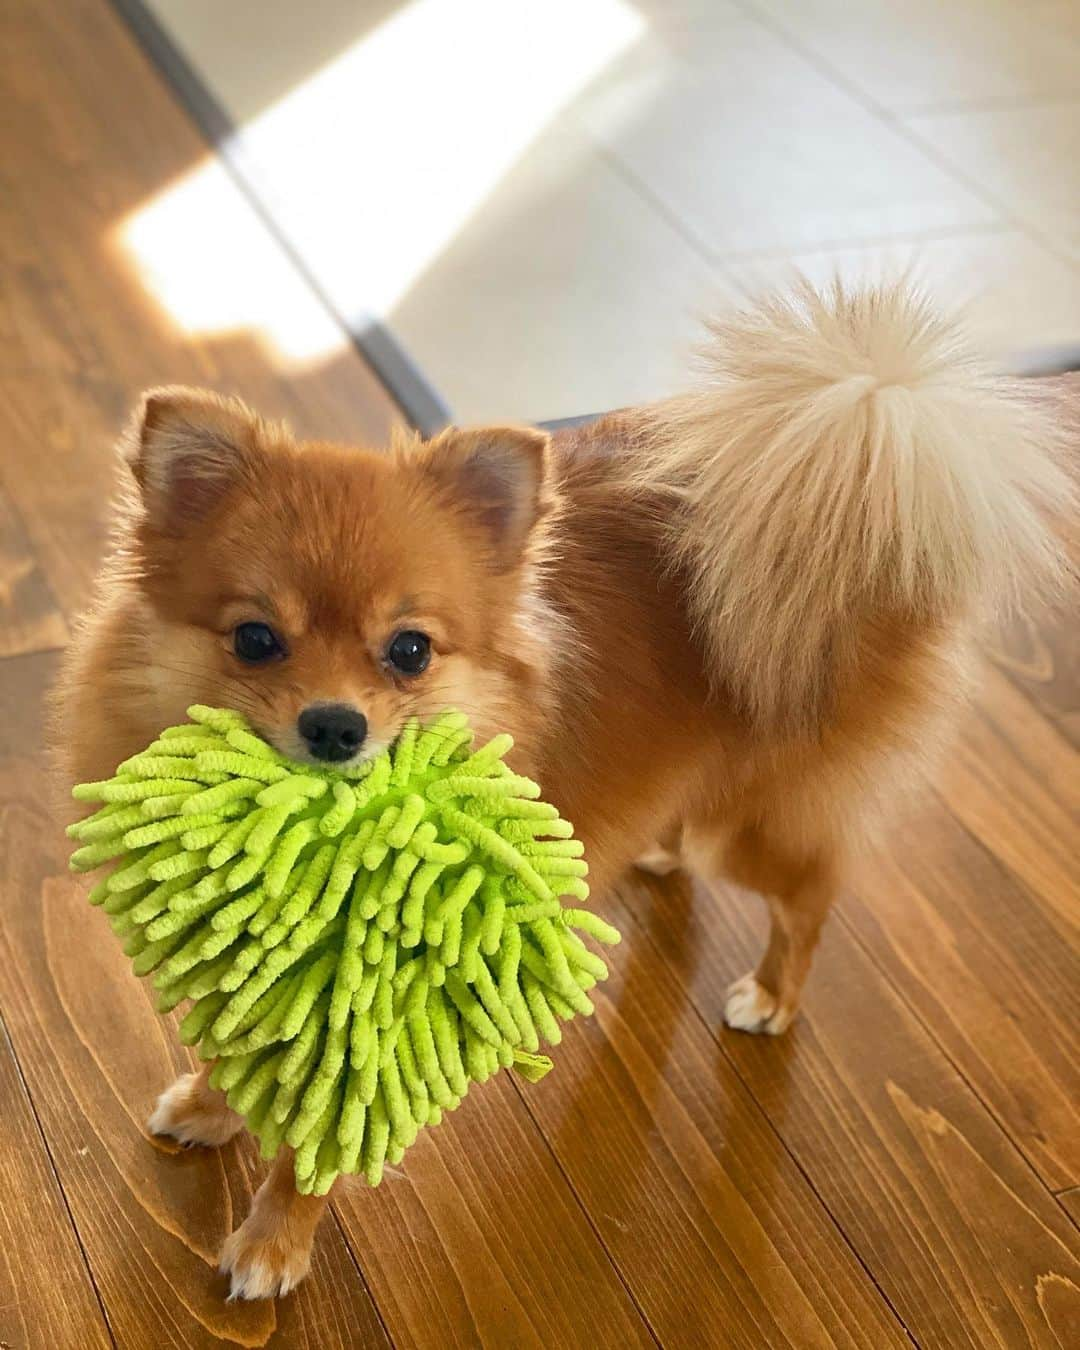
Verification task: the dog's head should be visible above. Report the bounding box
[121,387,557,766]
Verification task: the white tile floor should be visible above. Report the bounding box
[906,101,1080,262]
[573,19,999,256]
[141,0,1080,423]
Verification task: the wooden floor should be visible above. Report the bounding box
[1,2,1077,1347]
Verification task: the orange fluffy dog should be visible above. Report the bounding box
[55,280,1071,1299]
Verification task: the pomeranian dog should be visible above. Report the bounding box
[55,279,1071,1299]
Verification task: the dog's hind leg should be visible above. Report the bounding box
[688,818,839,1035]
[635,820,686,877]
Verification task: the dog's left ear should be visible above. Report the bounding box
[419,425,553,564]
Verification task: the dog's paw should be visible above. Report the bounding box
[723,974,795,1036]
[634,846,682,877]
[220,1219,312,1301]
[148,1072,244,1148]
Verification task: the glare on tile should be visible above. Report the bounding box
[114,0,645,364]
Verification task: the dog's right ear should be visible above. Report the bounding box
[124,386,261,530]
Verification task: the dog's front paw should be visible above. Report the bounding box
[220,1218,312,1301]
[148,1071,244,1148]
[723,973,795,1035]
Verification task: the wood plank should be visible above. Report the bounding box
[0,651,393,1348]
[333,1075,657,1350]
[620,868,1080,1349]
[926,664,1079,949]
[1059,1188,1080,1228]
[988,372,1080,746]
[850,792,1080,1190]
[508,887,911,1350]
[0,1011,113,1350]
[971,662,1080,821]
[989,611,1079,749]
[0,488,68,658]
[0,0,404,619]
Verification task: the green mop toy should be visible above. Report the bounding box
[68,706,618,1194]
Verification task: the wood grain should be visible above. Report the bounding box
[334,1075,656,1350]
[0,1012,114,1350]
[514,886,910,1350]
[1059,1189,1080,1227]
[850,787,1080,1191]
[933,665,1079,941]
[989,610,1080,749]
[992,371,1080,747]
[619,867,1080,1349]
[0,487,68,658]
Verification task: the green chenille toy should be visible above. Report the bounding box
[68,706,618,1194]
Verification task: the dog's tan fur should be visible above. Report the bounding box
[54,279,1073,1298]
[148,1064,244,1148]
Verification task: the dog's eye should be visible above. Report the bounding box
[233,621,285,664]
[386,630,431,676]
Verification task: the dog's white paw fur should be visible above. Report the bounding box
[148,1072,244,1148]
[220,1222,312,1301]
[723,974,795,1036]
[634,846,682,877]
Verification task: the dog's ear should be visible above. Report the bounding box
[419,425,553,563]
[125,386,262,530]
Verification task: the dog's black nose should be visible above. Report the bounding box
[298,704,367,762]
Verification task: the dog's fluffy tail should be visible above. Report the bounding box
[635,277,1073,731]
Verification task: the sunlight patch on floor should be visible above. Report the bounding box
[114,154,346,369]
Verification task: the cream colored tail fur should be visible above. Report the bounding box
[637,278,1073,730]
